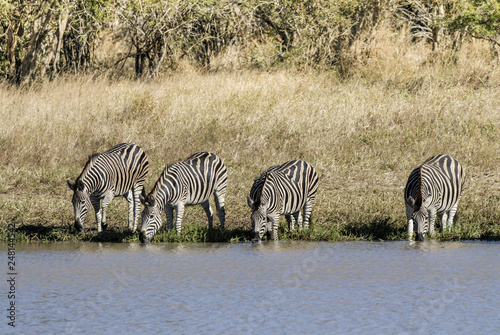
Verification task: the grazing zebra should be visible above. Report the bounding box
[67,143,149,233]
[404,154,465,241]
[139,152,227,243]
[247,160,319,242]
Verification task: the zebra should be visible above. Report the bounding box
[404,154,465,241]
[247,160,319,242]
[139,152,227,243]
[67,143,149,233]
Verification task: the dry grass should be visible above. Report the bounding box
[1,34,499,241]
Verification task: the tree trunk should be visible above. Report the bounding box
[6,20,21,81]
[19,1,56,84]
[41,7,69,78]
[432,4,444,51]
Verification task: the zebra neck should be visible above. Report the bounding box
[259,178,278,209]
[418,165,438,203]
[152,178,178,206]
[80,177,102,196]
[78,153,100,181]
[152,189,169,207]
[415,166,423,207]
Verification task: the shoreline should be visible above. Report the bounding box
[1,221,499,243]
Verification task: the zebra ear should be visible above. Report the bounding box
[76,179,85,191]
[67,179,76,191]
[140,193,146,205]
[145,194,156,207]
[247,197,255,209]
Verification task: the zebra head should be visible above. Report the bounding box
[413,209,429,241]
[248,197,268,243]
[408,196,429,241]
[67,179,91,232]
[139,194,162,243]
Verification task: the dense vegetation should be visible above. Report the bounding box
[0,0,499,243]
[1,0,500,83]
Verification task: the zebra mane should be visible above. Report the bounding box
[415,165,423,207]
[150,177,162,200]
[148,169,164,200]
[77,153,100,183]
[149,165,172,203]
[256,171,272,207]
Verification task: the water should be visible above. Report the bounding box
[2,240,500,334]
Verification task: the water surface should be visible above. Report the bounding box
[2,240,500,334]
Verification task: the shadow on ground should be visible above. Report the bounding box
[341,217,406,241]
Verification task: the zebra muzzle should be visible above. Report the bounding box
[251,234,262,243]
[74,220,83,232]
[416,233,425,241]
[139,230,150,243]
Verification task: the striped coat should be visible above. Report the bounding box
[404,154,465,241]
[140,152,227,243]
[67,143,149,233]
[247,160,319,242]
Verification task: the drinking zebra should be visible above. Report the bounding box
[247,160,319,242]
[404,154,465,241]
[139,152,227,243]
[67,143,149,233]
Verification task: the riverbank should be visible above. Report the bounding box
[1,219,499,243]
[0,69,499,243]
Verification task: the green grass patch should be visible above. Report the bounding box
[0,222,254,243]
[2,219,499,243]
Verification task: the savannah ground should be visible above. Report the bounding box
[1,36,499,242]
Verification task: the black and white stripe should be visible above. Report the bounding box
[247,160,319,242]
[404,154,465,241]
[67,143,149,233]
[139,152,227,243]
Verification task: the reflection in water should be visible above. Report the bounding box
[406,239,467,251]
[4,241,500,334]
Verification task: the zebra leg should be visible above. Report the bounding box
[303,199,314,230]
[214,190,226,230]
[165,206,174,230]
[405,203,414,240]
[428,208,437,237]
[441,211,449,232]
[294,211,302,230]
[266,219,272,236]
[131,184,143,232]
[100,191,114,232]
[91,197,101,232]
[125,190,135,231]
[174,203,185,234]
[201,200,214,229]
[447,201,459,232]
[285,214,295,231]
[270,214,280,241]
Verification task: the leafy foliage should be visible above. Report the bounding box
[0,0,499,81]
[448,0,500,38]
